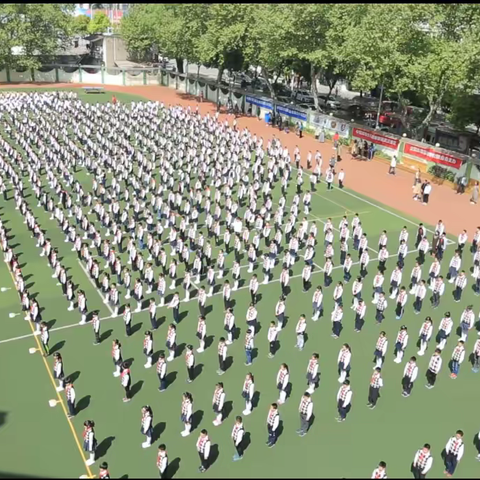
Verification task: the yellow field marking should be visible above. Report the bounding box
[5,267,94,479]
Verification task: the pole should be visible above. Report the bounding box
[375,83,384,130]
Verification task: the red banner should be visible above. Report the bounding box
[352,127,399,150]
[404,143,462,170]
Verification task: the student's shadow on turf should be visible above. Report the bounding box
[191,410,204,432]
[194,364,203,380]
[252,391,261,409]
[96,436,115,459]
[243,432,252,453]
[204,335,215,350]
[256,293,263,303]
[130,381,143,399]
[155,316,166,330]
[178,311,188,323]
[224,356,233,372]
[47,319,57,329]
[165,371,177,387]
[69,371,81,383]
[229,299,237,309]
[77,395,91,414]
[176,343,186,358]
[251,348,258,363]
[205,305,213,316]
[209,444,219,468]
[153,422,166,442]
[100,329,113,342]
[130,322,143,336]
[223,401,233,421]
[50,341,65,355]
[167,457,181,479]
[277,420,284,440]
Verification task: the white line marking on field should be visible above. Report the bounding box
[77,260,115,316]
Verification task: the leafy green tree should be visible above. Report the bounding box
[0,4,74,69]
[447,93,480,134]
[87,11,111,34]
[73,14,91,36]
[120,4,158,62]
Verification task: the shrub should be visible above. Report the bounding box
[427,164,456,182]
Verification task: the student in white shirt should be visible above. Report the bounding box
[412,444,433,478]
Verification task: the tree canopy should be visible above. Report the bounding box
[87,11,111,34]
[0,4,74,69]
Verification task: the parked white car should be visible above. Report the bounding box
[294,89,314,103]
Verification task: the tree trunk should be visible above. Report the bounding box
[310,63,320,112]
[325,78,337,103]
[176,58,184,74]
[261,66,276,100]
[420,102,438,130]
[197,64,200,79]
[217,65,224,83]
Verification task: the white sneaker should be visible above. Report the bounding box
[167,356,174,362]
[417,350,424,356]
[144,363,152,369]
[180,430,190,437]
[79,320,86,325]
[67,306,74,311]
[34,331,41,336]
[85,459,95,466]
[113,372,120,377]
[142,442,151,449]
[197,348,204,353]
[242,409,252,416]
[56,386,64,392]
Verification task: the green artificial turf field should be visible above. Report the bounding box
[0,88,479,479]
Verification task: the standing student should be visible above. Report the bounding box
[196,316,207,353]
[92,311,101,345]
[275,296,286,330]
[53,352,65,391]
[311,286,324,321]
[336,380,353,422]
[367,368,383,409]
[156,444,168,479]
[373,332,388,369]
[242,372,255,415]
[123,304,132,337]
[453,271,467,302]
[393,326,409,364]
[295,315,307,350]
[422,181,432,205]
[374,292,387,325]
[65,378,76,418]
[217,337,227,375]
[185,345,195,383]
[167,292,180,324]
[413,280,427,314]
[444,430,464,477]
[402,356,419,397]
[267,321,278,358]
[297,392,313,437]
[112,339,123,377]
[412,444,433,479]
[459,306,475,342]
[143,331,153,369]
[277,364,289,405]
[371,461,387,479]
[418,317,434,356]
[99,461,111,479]
[196,429,211,473]
[224,308,235,345]
[40,321,50,357]
[212,383,226,426]
[121,362,132,403]
[337,344,352,383]
[425,349,442,389]
[395,286,408,320]
[180,392,193,437]
[472,337,480,373]
[232,416,245,461]
[156,353,167,392]
[331,304,344,339]
[306,353,320,394]
[165,324,177,362]
[83,420,97,466]
[449,341,465,379]
[140,405,153,449]
[266,403,280,448]
[353,299,366,332]
[244,329,254,366]
[436,312,453,351]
